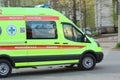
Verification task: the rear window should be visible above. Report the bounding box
[26,21,57,39]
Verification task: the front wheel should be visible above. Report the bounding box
[0,59,12,78]
[78,54,96,70]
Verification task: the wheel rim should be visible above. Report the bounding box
[0,63,9,76]
[82,57,94,69]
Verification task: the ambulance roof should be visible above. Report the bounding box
[0,7,71,22]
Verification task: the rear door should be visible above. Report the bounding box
[0,20,27,67]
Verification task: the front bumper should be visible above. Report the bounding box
[95,52,104,63]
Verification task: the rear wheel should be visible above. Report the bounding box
[78,54,96,70]
[0,59,12,78]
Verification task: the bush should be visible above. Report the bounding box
[92,31,98,36]
[116,42,120,48]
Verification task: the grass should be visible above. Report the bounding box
[116,42,120,48]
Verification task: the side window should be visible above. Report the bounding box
[62,23,84,42]
[26,21,57,39]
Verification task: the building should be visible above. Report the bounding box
[95,0,114,33]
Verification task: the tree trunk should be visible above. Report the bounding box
[117,0,120,42]
[118,12,120,42]
[63,0,67,16]
[79,0,84,28]
[79,0,87,29]
[72,0,77,24]
[83,0,87,29]
[68,0,72,19]
[57,0,62,13]
[52,0,58,10]
[112,0,118,32]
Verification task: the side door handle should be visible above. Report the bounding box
[63,43,68,44]
[54,42,60,44]
[25,41,27,43]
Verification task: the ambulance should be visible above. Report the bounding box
[0,7,103,78]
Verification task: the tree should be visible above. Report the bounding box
[112,0,118,32]
[68,0,73,19]
[78,0,95,30]
[79,0,87,29]
[7,0,48,7]
[1,0,95,30]
[72,0,77,24]
[50,0,58,9]
[117,0,120,42]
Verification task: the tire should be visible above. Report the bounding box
[0,59,12,78]
[78,54,96,70]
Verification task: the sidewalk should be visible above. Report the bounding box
[94,33,118,39]
[96,33,118,49]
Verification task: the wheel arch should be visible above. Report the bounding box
[0,55,15,67]
[81,50,97,61]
